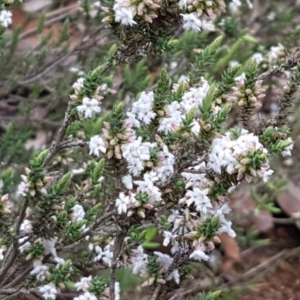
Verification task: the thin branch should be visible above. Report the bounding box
[109,228,128,299]
[168,284,203,300]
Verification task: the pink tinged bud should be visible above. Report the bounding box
[255,80,263,87]
[233,91,242,97]
[103,122,110,130]
[245,174,252,183]
[107,149,113,159]
[257,94,265,99]
[249,168,257,176]
[237,170,244,181]
[238,100,245,107]
[127,210,134,217]
[255,102,262,109]
[240,158,250,164]
[114,145,122,160]
[213,236,221,244]
[250,96,257,103]
[137,208,145,218]
[25,167,31,175]
[40,188,48,195]
[101,6,109,12]
[70,95,78,101]
[117,133,127,140]
[36,180,43,187]
[44,176,54,184]
[102,16,111,23]
[155,134,163,143]
[196,9,203,17]
[144,15,153,23]
[102,128,110,140]
[1,194,9,202]
[124,119,132,128]
[137,3,144,15]
[110,139,116,146]
[245,88,252,95]
[184,231,197,239]
[283,85,291,93]
[21,175,28,183]
[143,203,153,210]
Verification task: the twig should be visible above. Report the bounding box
[109,228,128,299]
[272,217,300,224]
[168,284,202,300]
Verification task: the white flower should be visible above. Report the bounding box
[116,192,130,214]
[75,276,92,292]
[201,19,216,32]
[41,238,58,257]
[178,0,186,8]
[181,79,210,114]
[180,188,212,213]
[39,283,58,300]
[74,292,98,300]
[93,245,103,262]
[252,53,264,64]
[18,237,31,253]
[20,220,32,233]
[17,182,28,196]
[71,204,85,221]
[163,231,178,247]
[130,91,156,125]
[122,137,156,176]
[0,10,12,28]
[30,261,49,281]
[114,7,137,26]
[73,77,84,94]
[190,249,210,261]
[130,245,148,276]
[77,97,101,119]
[89,135,107,157]
[181,13,202,32]
[122,174,133,190]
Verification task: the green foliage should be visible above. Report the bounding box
[189,36,223,85]
[0,123,32,165]
[123,60,150,94]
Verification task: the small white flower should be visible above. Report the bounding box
[17,182,28,197]
[75,275,92,292]
[122,174,133,190]
[190,249,210,261]
[93,245,103,262]
[30,261,49,281]
[20,220,32,233]
[71,204,85,221]
[116,192,130,214]
[18,237,31,253]
[38,283,58,300]
[77,97,101,119]
[181,13,202,32]
[89,135,107,157]
[0,10,12,28]
[114,7,137,26]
